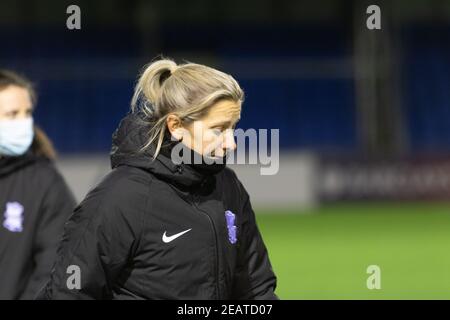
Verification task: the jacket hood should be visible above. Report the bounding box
[110,112,213,189]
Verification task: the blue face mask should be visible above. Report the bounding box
[0,118,34,156]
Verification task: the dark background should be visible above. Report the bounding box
[1,0,449,156]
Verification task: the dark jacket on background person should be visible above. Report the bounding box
[38,112,278,300]
[0,131,76,299]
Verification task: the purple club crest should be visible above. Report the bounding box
[3,202,24,232]
[225,210,237,244]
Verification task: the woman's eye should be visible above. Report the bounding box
[212,128,223,135]
[6,111,18,118]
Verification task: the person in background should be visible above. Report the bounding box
[0,70,76,299]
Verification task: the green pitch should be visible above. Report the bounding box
[256,202,450,300]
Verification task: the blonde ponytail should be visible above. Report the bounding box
[131,59,177,116]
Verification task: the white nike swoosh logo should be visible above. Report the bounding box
[162,228,192,243]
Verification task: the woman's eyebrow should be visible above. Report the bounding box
[211,120,232,127]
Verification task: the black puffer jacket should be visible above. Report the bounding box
[0,152,75,299]
[39,113,278,300]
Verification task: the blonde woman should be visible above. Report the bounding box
[39,58,278,300]
[0,70,76,299]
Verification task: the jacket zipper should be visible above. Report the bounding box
[191,194,221,300]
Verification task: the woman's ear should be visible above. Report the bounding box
[166,114,183,141]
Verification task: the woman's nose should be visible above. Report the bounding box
[222,130,237,151]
